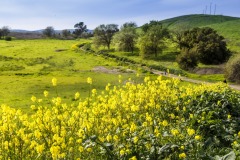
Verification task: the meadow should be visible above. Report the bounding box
[0,39,147,112]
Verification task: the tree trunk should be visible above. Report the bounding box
[155,47,157,57]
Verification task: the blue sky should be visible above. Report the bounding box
[0,0,239,30]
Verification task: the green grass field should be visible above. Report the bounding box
[0,39,148,112]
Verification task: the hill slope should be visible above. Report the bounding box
[161,14,240,29]
[160,14,240,52]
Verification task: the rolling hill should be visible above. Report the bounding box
[159,14,240,52]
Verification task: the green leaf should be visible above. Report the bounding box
[222,151,236,160]
[214,151,236,160]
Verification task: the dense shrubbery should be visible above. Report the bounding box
[178,27,231,65]
[5,36,12,41]
[0,76,240,159]
[225,55,240,83]
[176,47,198,71]
[176,27,231,70]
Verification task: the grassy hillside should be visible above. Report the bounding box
[206,19,240,52]
[161,14,239,29]
[160,14,240,52]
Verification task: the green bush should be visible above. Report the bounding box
[186,89,240,149]
[179,27,231,65]
[176,48,198,71]
[5,36,12,41]
[225,55,240,83]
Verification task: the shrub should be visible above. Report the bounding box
[225,55,240,83]
[179,27,231,65]
[176,47,198,71]
[82,43,92,51]
[5,36,12,41]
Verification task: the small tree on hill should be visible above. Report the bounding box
[141,20,163,33]
[93,24,119,50]
[139,24,169,58]
[43,26,55,38]
[122,22,137,29]
[0,26,10,39]
[113,22,138,53]
[62,29,71,38]
[74,22,87,38]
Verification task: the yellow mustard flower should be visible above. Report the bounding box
[195,135,201,141]
[187,128,195,136]
[87,77,92,84]
[52,77,57,86]
[179,152,186,159]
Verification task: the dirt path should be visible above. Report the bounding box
[87,48,240,91]
[151,69,240,91]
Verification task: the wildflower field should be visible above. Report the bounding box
[1,39,240,159]
[1,75,240,159]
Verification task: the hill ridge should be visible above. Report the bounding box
[160,14,240,30]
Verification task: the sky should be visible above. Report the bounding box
[0,0,240,31]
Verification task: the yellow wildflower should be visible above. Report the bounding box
[52,77,57,86]
[195,135,201,141]
[171,129,179,136]
[44,90,49,97]
[75,92,80,100]
[87,77,92,84]
[129,156,137,160]
[162,120,168,127]
[187,128,195,136]
[228,114,231,119]
[36,144,45,154]
[180,145,185,150]
[179,152,186,159]
[133,136,138,144]
[87,147,92,152]
[78,146,84,152]
[31,95,37,102]
[120,149,125,156]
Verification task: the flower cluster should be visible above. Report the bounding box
[0,76,239,159]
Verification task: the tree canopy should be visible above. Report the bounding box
[139,24,169,58]
[121,22,137,29]
[113,22,138,53]
[93,24,119,49]
[179,27,231,65]
[61,29,71,38]
[0,26,10,39]
[141,20,163,33]
[43,26,55,38]
[74,22,87,38]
